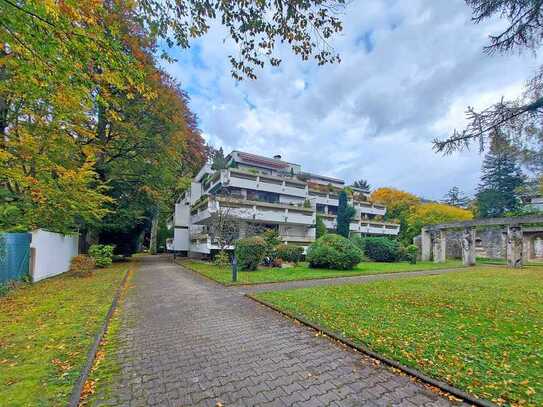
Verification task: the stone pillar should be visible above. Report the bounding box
[432,230,447,263]
[461,227,476,266]
[421,228,432,261]
[522,234,531,263]
[506,226,523,268]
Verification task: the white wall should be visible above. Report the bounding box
[30,230,79,282]
[173,228,189,251]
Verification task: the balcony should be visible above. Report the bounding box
[353,201,387,216]
[191,196,315,226]
[322,215,399,236]
[223,169,308,197]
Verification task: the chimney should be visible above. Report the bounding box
[273,154,282,160]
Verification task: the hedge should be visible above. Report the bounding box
[275,244,304,264]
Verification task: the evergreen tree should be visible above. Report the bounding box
[352,179,371,192]
[315,215,327,238]
[336,190,355,238]
[211,147,228,170]
[442,186,470,208]
[476,133,525,218]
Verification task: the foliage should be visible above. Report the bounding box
[213,250,230,267]
[352,179,371,192]
[406,203,473,243]
[0,262,129,406]
[235,236,267,271]
[476,134,525,218]
[315,215,327,239]
[306,234,362,270]
[363,237,401,262]
[405,245,418,264]
[257,266,543,406]
[181,259,464,285]
[442,186,470,208]
[350,235,365,253]
[210,147,228,170]
[69,255,96,277]
[275,244,304,264]
[336,191,355,238]
[89,244,114,268]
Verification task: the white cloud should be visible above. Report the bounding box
[162,0,540,200]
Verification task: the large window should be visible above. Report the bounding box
[246,190,279,203]
[316,204,326,214]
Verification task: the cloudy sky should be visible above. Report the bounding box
[163,0,540,200]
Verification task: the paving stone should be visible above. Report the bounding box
[92,256,464,406]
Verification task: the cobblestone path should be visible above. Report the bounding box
[94,256,463,407]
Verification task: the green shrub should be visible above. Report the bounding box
[235,236,267,271]
[406,244,418,264]
[306,234,363,270]
[0,283,9,297]
[69,255,96,277]
[213,250,230,267]
[350,235,365,253]
[88,244,114,268]
[261,229,281,261]
[363,237,401,262]
[275,244,304,264]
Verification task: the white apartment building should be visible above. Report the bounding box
[169,151,400,256]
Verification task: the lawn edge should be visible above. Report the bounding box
[246,293,497,407]
[68,263,133,407]
[178,258,468,287]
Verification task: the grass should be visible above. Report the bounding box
[0,262,131,407]
[255,266,543,406]
[180,259,464,285]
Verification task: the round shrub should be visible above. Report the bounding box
[235,236,267,271]
[213,250,230,267]
[69,255,96,277]
[363,237,401,262]
[275,244,304,264]
[406,244,418,264]
[88,244,114,268]
[306,234,363,270]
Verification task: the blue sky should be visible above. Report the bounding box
[162,0,539,200]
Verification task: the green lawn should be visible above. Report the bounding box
[179,259,464,285]
[0,262,131,406]
[255,266,543,406]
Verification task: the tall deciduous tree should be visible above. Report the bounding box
[476,133,525,218]
[336,190,355,238]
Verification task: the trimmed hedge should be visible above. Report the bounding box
[275,244,304,264]
[306,234,363,270]
[363,237,401,262]
[235,236,267,271]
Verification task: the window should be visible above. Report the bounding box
[247,190,279,203]
[316,204,326,214]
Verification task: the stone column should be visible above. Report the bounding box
[421,228,432,261]
[461,227,476,266]
[506,226,523,268]
[522,234,532,263]
[432,230,447,263]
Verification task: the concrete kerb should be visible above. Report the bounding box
[67,263,133,407]
[247,294,497,407]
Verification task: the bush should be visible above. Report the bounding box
[406,244,418,264]
[275,244,304,264]
[69,255,96,277]
[88,244,114,268]
[363,237,401,262]
[235,236,267,271]
[306,234,363,270]
[213,250,230,267]
[350,235,365,253]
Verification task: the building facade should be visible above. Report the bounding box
[170,151,399,256]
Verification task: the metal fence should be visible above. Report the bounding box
[0,232,31,284]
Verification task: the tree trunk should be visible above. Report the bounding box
[149,208,159,255]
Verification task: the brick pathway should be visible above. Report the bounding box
[93,256,463,407]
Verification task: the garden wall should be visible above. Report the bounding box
[30,230,79,282]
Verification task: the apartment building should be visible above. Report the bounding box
[170,151,400,255]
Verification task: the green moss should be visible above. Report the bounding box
[256,266,543,406]
[180,259,464,285]
[0,263,129,406]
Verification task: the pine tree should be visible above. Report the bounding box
[336,191,355,237]
[442,186,470,208]
[476,133,525,218]
[352,179,371,192]
[211,147,228,170]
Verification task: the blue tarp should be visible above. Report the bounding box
[0,232,31,284]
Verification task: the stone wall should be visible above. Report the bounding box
[475,227,506,259]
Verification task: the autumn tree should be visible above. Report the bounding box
[406,203,473,243]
